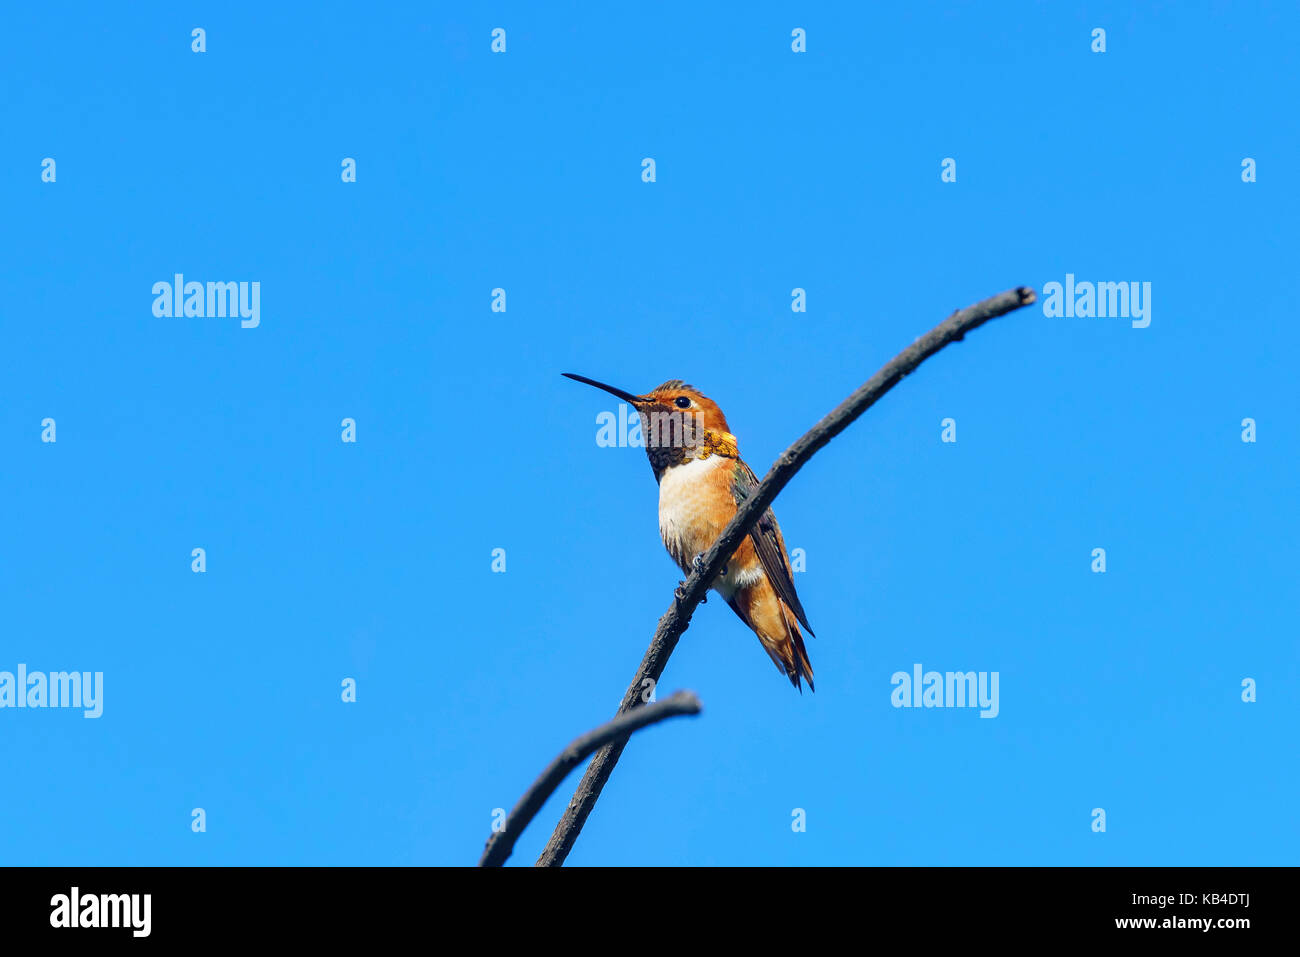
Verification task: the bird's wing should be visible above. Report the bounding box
[730,459,815,637]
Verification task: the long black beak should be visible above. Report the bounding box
[562,372,642,405]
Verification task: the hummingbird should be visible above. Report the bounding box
[563,373,816,691]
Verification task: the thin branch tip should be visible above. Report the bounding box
[478,689,703,866]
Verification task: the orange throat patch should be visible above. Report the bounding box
[697,429,739,460]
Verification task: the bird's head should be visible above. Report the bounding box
[563,373,738,476]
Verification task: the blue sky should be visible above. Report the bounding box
[1,1,1295,866]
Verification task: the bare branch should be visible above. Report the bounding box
[479,690,702,866]
[535,286,1038,866]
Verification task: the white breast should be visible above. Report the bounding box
[657,456,762,597]
[658,456,727,570]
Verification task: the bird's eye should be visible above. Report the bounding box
[674,396,691,409]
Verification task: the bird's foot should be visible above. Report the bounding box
[692,553,727,577]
